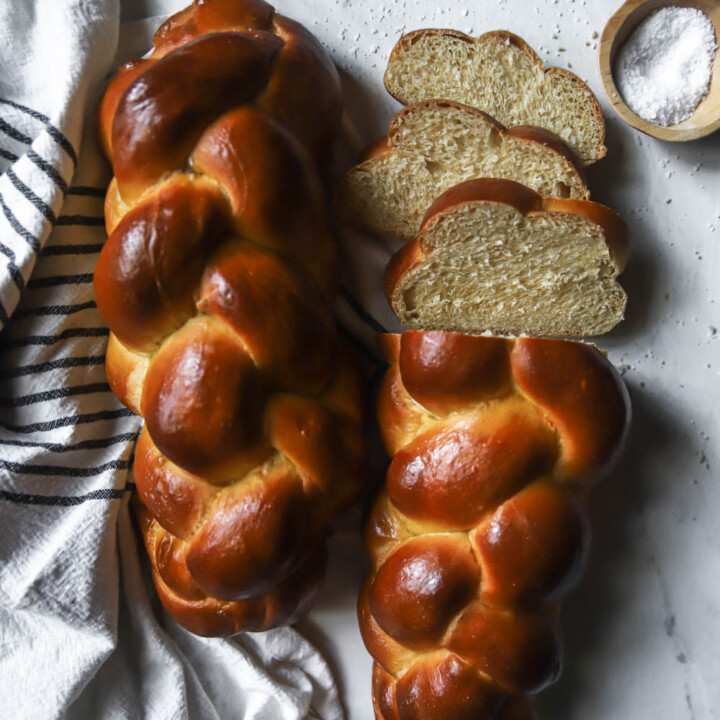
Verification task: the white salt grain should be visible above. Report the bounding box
[614,7,717,126]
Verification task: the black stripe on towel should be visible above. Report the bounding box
[27,273,93,289]
[27,148,69,194]
[0,117,32,145]
[0,431,138,453]
[0,149,68,196]
[0,382,111,407]
[0,354,106,378]
[0,97,78,166]
[6,167,57,224]
[42,243,104,257]
[0,148,68,194]
[0,407,135,433]
[2,327,109,349]
[0,484,136,507]
[67,186,106,198]
[0,191,41,253]
[0,238,26,292]
[12,301,97,319]
[55,215,105,227]
[0,458,129,478]
[0,148,19,164]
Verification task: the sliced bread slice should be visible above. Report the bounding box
[384,29,606,166]
[385,178,629,337]
[338,100,588,240]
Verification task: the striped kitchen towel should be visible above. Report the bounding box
[0,3,344,720]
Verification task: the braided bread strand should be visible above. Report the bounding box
[361,331,629,719]
[94,0,366,636]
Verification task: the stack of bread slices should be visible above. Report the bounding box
[339,27,632,720]
[338,28,629,338]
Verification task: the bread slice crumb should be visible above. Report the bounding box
[384,29,606,166]
[386,179,628,337]
[338,100,589,240]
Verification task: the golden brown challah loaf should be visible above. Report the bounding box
[93,0,366,636]
[361,331,630,719]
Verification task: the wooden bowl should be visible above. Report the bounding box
[599,0,720,141]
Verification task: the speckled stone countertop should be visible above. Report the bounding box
[121,1,720,717]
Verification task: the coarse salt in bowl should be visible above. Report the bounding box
[614,7,715,126]
[599,0,720,142]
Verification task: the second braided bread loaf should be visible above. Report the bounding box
[361,331,630,719]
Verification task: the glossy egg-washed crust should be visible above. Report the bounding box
[384,29,607,165]
[362,331,630,719]
[385,177,630,314]
[94,0,367,636]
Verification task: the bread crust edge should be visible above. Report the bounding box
[338,99,590,240]
[384,178,629,335]
[383,28,607,165]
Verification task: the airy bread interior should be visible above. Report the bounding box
[390,203,626,337]
[339,102,588,239]
[384,31,606,165]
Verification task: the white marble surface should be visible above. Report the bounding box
[120,0,720,718]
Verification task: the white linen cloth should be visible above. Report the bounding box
[0,2,347,719]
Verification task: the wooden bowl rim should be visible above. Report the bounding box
[599,0,720,142]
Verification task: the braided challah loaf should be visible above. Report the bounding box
[361,331,630,719]
[94,0,366,636]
